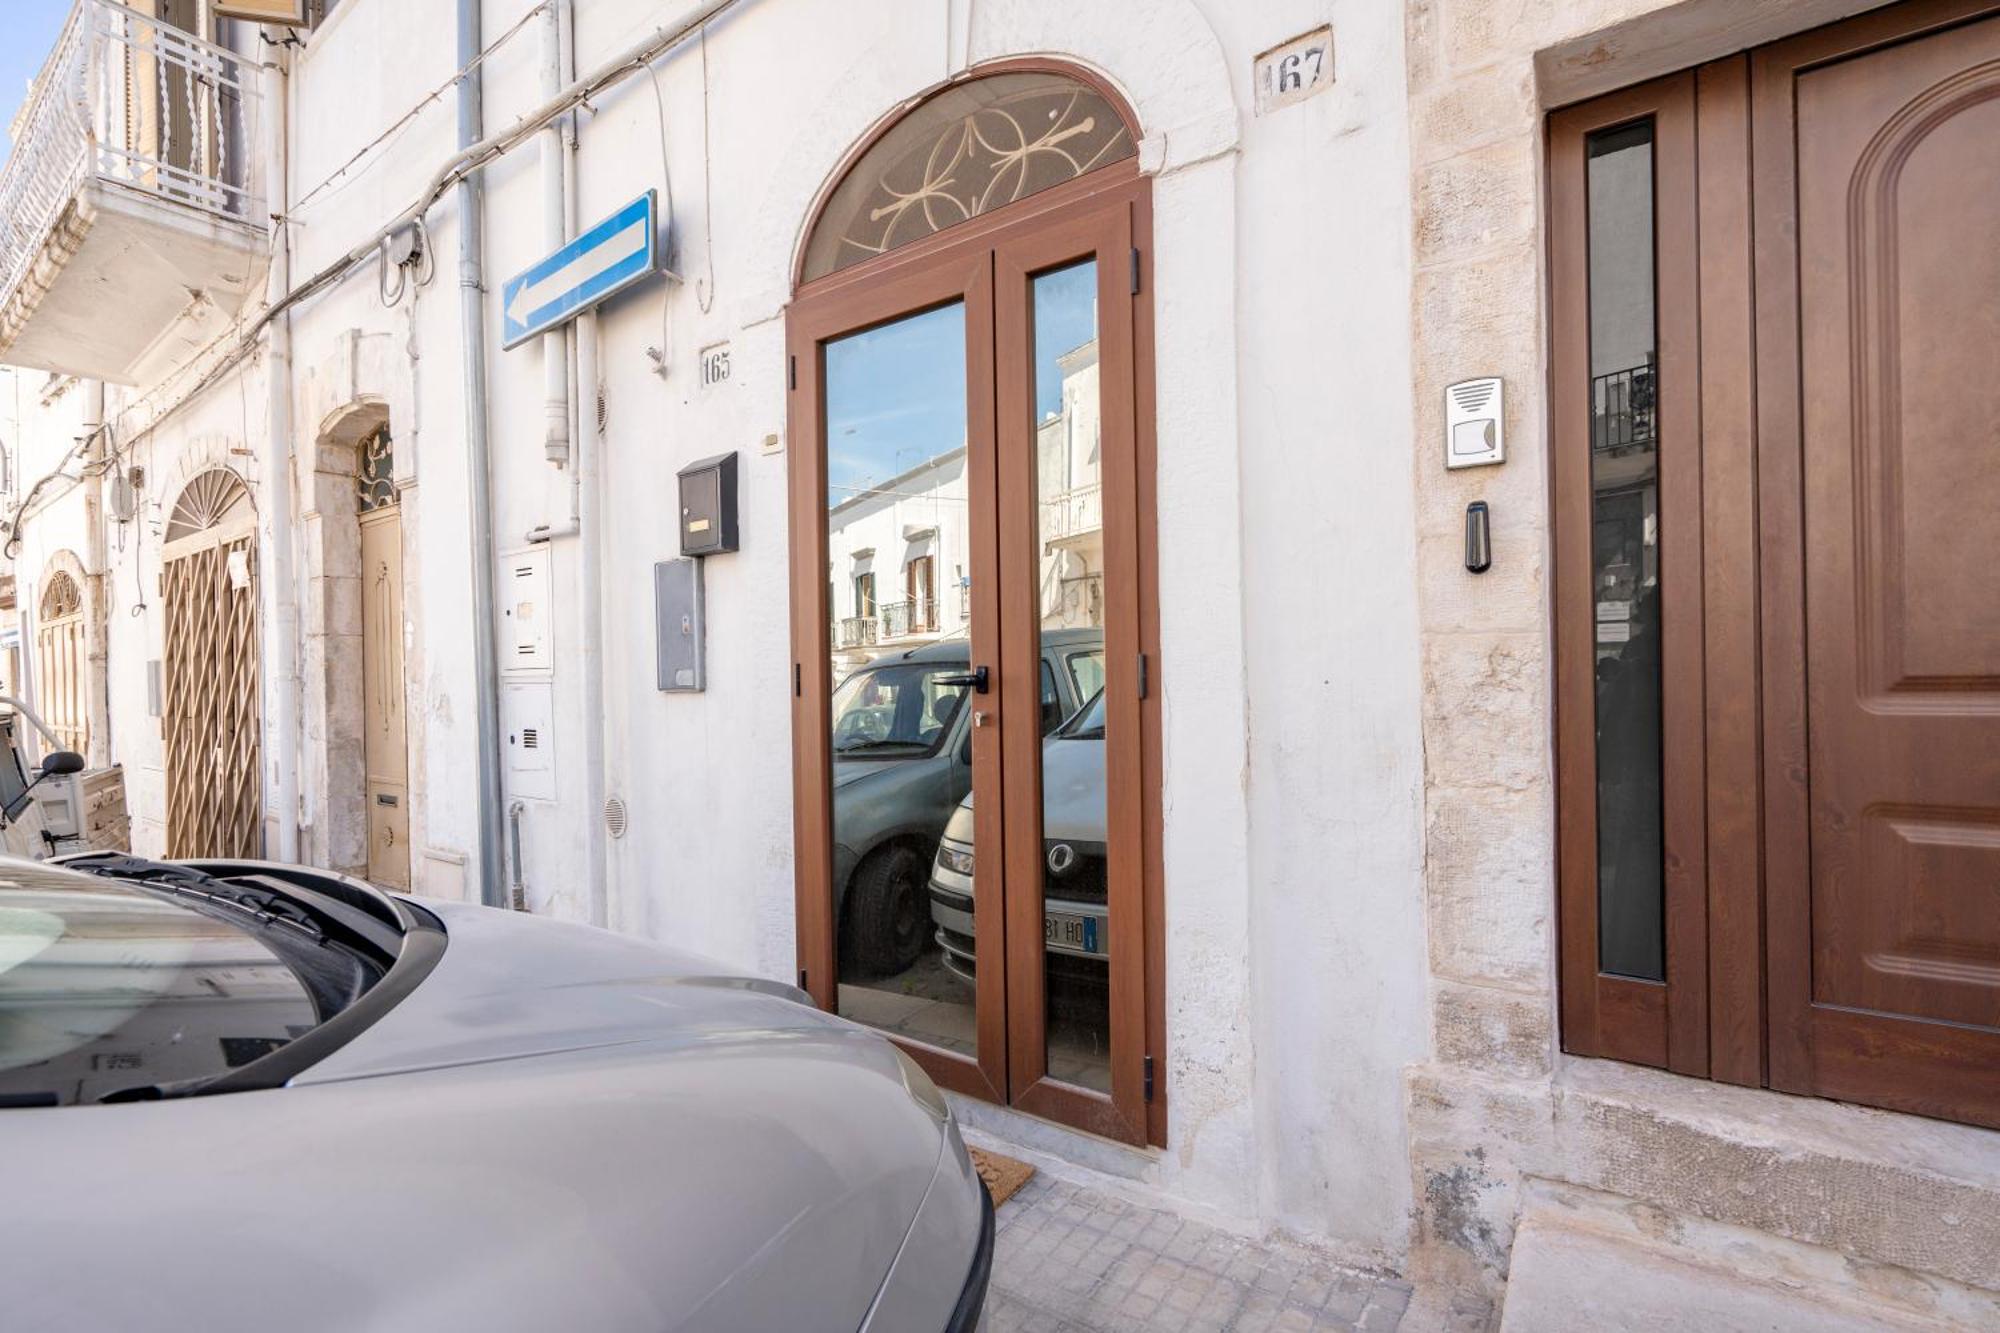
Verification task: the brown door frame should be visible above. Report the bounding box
[1751,0,2000,1127]
[1548,72,1709,1076]
[993,194,1148,1144]
[787,246,1010,1108]
[786,162,1168,1146]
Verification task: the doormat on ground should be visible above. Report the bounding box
[967,1148,1035,1207]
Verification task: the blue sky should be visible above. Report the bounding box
[2,2,73,149]
[823,261,1097,508]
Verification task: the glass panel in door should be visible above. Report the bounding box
[1027,259,1112,1092]
[822,302,982,1059]
[1584,122,1664,982]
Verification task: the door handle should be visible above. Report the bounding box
[936,666,990,694]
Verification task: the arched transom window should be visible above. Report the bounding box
[164,468,254,553]
[801,71,1137,282]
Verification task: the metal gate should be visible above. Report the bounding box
[162,468,261,857]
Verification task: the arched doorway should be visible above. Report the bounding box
[788,64,1164,1145]
[162,467,260,857]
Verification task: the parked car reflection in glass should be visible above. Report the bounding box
[829,628,1102,984]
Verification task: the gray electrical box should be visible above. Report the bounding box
[677,451,739,556]
[655,558,706,692]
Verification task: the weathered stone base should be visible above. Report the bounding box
[1405,1058,2000,1330]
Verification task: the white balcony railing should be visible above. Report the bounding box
[0,0,257,318]
[1042,482,1103,545]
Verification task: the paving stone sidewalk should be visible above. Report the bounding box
[983,1169,1412,1333]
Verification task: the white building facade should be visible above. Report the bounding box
[1,0,1996,1326]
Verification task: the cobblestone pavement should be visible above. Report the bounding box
[983,1170,1412,1333]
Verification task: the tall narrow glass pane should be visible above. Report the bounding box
[823,302,979,1058]
[1586,122,1664,982]
[1029,260,1111,1091]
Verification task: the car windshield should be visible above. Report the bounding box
[831,660,972,758]
[0,863,322,1107]
[1057,688,1106,740]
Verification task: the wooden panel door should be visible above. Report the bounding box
[361,507,410,888]
[1756,4,2000,1128]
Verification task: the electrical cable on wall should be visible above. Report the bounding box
[696,24,716,315]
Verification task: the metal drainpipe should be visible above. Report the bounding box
[459,0,507,908]
[559,0,609,930]
[261,36,300,862]
[82,379,110,769]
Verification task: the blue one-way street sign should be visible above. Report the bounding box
[501,191,659,349]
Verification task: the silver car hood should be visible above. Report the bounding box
[293,900,827,1085]
[3,901,961,1333]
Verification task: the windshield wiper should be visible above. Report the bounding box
[65,855,325,944]
[834,739,931,755]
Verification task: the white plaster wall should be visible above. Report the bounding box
[1223,0,1429,1260]
[0,0,1429,1266]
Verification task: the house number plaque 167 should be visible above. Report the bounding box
[1254,27,1334,115]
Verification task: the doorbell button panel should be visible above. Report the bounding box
[1445,377,1505,469]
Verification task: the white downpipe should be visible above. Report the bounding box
[577,310,606,928]
[261,39,300,862]
[541,1,570,469]
[82,379,110,769]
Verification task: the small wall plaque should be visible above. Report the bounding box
[1255,27,1334,115]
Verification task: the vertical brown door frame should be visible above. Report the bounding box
[1751,0,2000,1127]
[786,248,1011,1107]
[993,192,1149,1145]
[1550,73,1709,1075]
[1692,55,1766,1088]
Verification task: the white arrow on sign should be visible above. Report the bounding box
[505,210,651,333]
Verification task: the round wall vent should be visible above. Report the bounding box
[604,796,629,839]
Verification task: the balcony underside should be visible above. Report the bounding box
[0,178,267,385]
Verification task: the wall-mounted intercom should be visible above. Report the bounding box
[1445,377,1505,469]
[655,557,706,692]
[678,451,739,556]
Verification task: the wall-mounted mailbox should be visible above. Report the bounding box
[655,558,706,692]
[677,451,739,556]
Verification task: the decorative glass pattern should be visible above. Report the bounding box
[356,425,396,512]
[802,72,1135,281]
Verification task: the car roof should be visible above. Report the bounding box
[859,627,1102,667]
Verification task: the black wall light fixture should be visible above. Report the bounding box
[1464,500,1492,574]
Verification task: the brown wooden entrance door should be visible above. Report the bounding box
[1553,1,2000,1130]
[789,165,1160,1145]
[1756,4,2000,1127]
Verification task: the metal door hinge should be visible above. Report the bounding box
[794,662,802,697]
[1137,652,1149,701]
[789,355,796,391]
[1143,1054,1155,1101]
[1130,247,1142,296]
[798,969,808,991]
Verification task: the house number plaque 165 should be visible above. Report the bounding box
[699,343,731,388]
